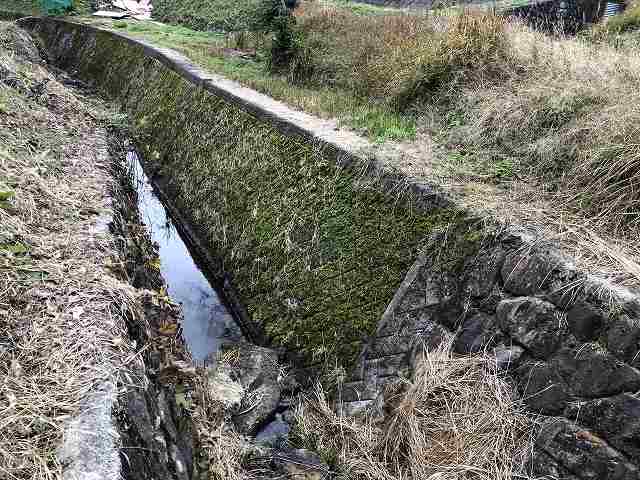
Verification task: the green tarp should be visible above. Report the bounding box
[41,0,73,15]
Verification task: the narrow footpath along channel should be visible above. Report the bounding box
[126,149,243,362]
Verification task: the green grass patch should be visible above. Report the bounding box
[152,0,265,32]
[93,18,417,142]
[328,0,404,16]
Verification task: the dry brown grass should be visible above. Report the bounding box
[271,4,640,282]
[192,389,250,480]
[448,21,640,234]
[292,341,535,480]
[0,22,137,478]
[288,4,511,109]
[191,354,262,480]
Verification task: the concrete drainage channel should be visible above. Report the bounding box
[13,16,640,480]
[81,130,322,479]
[123,145,308,471]
[125,149,243,361]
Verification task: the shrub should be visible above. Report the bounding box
[590,2,640,39]
[277,5,512,110]
[264,0,304,73]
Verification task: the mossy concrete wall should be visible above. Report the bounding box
[19,17,463,366]
[18,17,640,478]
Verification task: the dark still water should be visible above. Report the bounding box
[127,151,242,362]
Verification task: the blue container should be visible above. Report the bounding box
[41,0,73,15]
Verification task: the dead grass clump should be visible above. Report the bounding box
[287,4,511,110]
[446,21,640,233]
[192,387,251,480]
[292,342,534,480]
[191,356,261,480]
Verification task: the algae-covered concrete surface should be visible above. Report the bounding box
[18,17,640,478]
[19,16,461,365]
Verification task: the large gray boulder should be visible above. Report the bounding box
[536,418,638,480]
[552,346,640,398]
[497,297,566,359]
[207,344,282,436]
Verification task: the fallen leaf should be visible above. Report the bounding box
[1,243,28,255]
[159,323,177,336]
[148,258,161,271]
[175,392,191,409]
[576,430,602,445]
[10,360,22,378]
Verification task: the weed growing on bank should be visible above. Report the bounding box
[292,341,534,480]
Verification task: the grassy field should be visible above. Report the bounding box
[152,0,403,31]
[93,18,418,143]
[0,0,39,16]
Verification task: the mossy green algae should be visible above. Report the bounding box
[30,21,470,364]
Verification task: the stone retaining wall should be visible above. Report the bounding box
[19,17,640,479]
[347,228,640,478]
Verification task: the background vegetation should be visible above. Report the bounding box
[0,0,90,17]
[153,0,268,32]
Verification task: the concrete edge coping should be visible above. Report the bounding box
[57,381,121,480]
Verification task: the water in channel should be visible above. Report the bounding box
[126,150,243,362]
